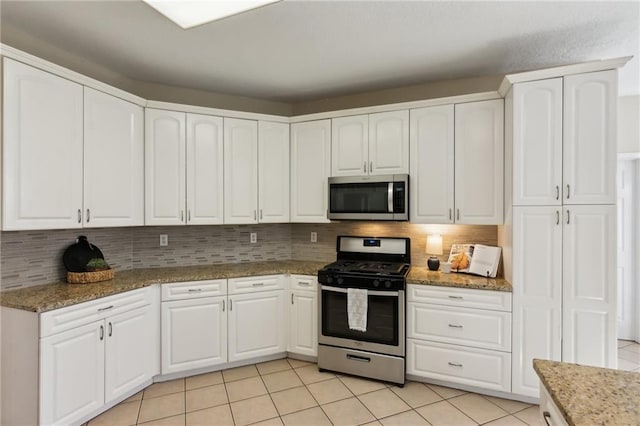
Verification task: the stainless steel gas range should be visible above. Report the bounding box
[317,236,411,386]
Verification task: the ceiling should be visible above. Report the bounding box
[1,0,638,104]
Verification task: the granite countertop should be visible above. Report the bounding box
[533,359,640,426]
[407,267,511,292]
[1,261,511,313]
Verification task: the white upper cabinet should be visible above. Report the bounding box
[331,111,409,177]
[84,88,144,227]
[454,99,504,224]
[224,118,258,224]
[562,204,617,368]
[331,115,369,176]
[291,120,331,223]
[512,79,563,206]
[3,58,83,230]
[258,121,290,223]
[563,70,617,205]
[186,114,224,225]
[410,105,455,223]
[145,109,187,226]
[369,110,409,175]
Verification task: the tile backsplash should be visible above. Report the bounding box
[1,223,497,290]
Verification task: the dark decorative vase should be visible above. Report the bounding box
[427,256,440,271]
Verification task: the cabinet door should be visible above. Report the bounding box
[40,321,104,426]
[290,120,331,223]
[409,105,454,223]
[512,206,562,398]
[512,79,563,206]
[224,118,258,224]
[258,121,290,223]
[228,290,286,362]
[454,99,504,224]
[3,58,83,230]
[161,296,227,374]
[289,290,317,356]
[186,113,224,225]
[562,205,616,368]
[563,70,617,205]
[369,110,409,175]
[104,305,157,404]
[84,87,144,227]
[331,115,368,176]
[145,109,186,225]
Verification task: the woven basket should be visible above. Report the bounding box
[67,268,114,284]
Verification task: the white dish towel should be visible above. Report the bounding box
[347,288,368,332]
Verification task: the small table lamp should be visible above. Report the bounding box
[426,234,443,271]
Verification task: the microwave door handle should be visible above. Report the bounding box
[388,182,394,213]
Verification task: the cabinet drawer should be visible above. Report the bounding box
[41,287,154,338]
[228,275,285,294]
[289,275,317,292]
[407,339,511,392]
[408,284,511,311]
[407,303,511,351]
[161,279,227,301]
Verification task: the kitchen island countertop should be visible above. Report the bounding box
[533,358,640,426]
[1,261,511,313]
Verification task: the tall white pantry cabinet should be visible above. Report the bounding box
[503,70,618,398]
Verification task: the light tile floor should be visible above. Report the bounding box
[88,340,640,426]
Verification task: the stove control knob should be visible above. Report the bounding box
[337,277,344,285]
[384,280,392,289]
[326,276,333,284]
[373,280,380,288]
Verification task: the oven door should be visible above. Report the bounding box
[318,285,405,357]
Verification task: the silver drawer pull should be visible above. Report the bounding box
[448,324,463,328]
[448,296,463,300]
[347,354,371,363]
[188,288,202,292]
[252,282,264,287]
[543,411,552,426]
[297,282,310,286]
[98,305,114,312]
[448,362,463,367]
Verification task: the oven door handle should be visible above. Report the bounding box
[321,285,399,297]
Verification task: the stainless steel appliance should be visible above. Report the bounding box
[328,174,409,221]
[317,236,410,385]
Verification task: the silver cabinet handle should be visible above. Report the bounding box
[542,411,552,426]
[369,161,373,173]
[566,209,570,225]
[86,209,90,223]
[108,322,112,337]
[456,209,460,220]
[98,305,114,312]
[254,210,257,220]
[78,209,82,223]
[363,161,367,173]
[449,208,452,220]
[556,210,560,225]
[260,209,263,220]
[252,282,264,287]
[180,210,184,222]
[448,295,463,300]
[222,300,225,312]
[229,299,232,311]
[99,325,104,341]
[188,288,202,292]
[298,281,310,286]
[188,210,191,222]
[566,184,570,199]
[291,293,294,304]
[448,362,463,367]
[448,324,463,328]
[555,185,560,200]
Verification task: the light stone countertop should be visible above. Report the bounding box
[1,261,510,313]
[533,359,640,426]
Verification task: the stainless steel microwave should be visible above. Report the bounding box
[328,174,409,221]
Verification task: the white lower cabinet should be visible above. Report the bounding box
[39,287,158,426]
[161,280,227,374]
[228,277,287,362]
[406,284,512,392]
[288,275,318,357]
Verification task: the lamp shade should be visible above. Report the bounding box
[426,234,443,256]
